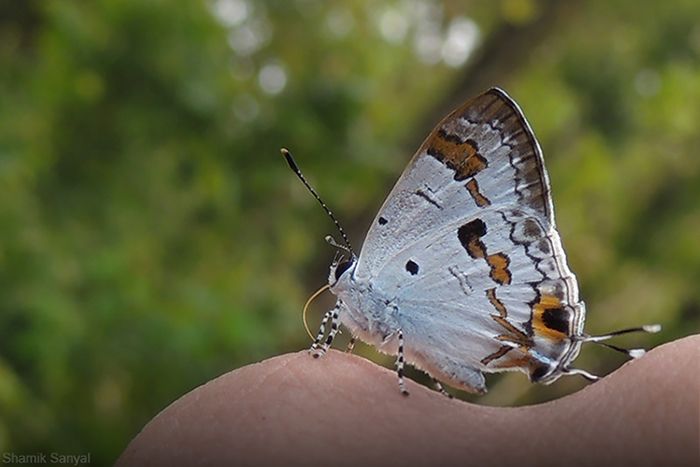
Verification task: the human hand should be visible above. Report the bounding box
[117,335,698,467]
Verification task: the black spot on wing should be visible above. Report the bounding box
[541,307,571,334]
[457,218,487,258]
[530,363,552,382]
[405,260,419,275]
[378,216,388,225]
[458,219,487,242]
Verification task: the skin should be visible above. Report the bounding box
[118,335,699,467]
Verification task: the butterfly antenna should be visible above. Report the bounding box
[325,235,352,254]
[281,148,355,257]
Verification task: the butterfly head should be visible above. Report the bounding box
[328,255,357,289]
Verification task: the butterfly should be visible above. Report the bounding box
[283,88,659,396]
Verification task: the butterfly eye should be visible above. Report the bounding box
[334,260,353,281]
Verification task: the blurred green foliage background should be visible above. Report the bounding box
[0,0,698,463]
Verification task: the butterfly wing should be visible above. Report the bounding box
[354,88,584,390]
[355,88,554,278]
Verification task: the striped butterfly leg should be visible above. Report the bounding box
[345,336,356,353]
[310,307,332,357]
[396,330,409,396]
[311,303,341,358]
[433,379,453,399]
